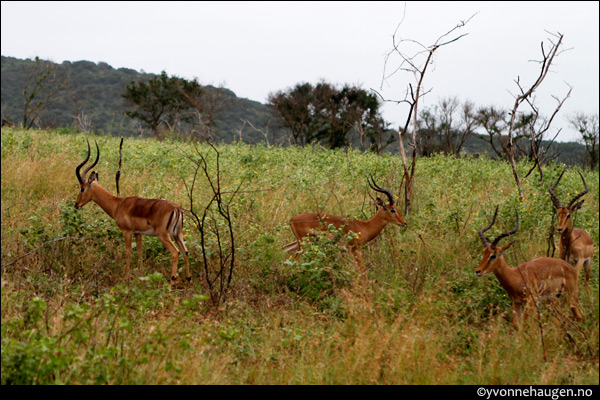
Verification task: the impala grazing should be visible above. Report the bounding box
[476,206,582,330]
[283,177,407,275]
[548,170,594,284]
[75,139,190,285]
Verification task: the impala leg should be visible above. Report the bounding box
[574,258,585,283]
[353,248,365,275]
[294,242,302,261]
[569,292,583,321]
[582,258,592,299]
[350,247,368,289]
[123,231,133,280]
[290,240,302,261]
[512,302,523,331]
[157,233,181,284]
[583,258,591,284]
[174,232,191,282]
[570,257,587,300]
[135,233,143,270]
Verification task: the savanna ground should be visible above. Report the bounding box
[1,128,599,385]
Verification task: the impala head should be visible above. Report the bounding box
[75,139,100,209]
[475,206,519,276]
[368,176,407,227]
[548,170,588,234]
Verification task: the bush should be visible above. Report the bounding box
[281,224,355,313]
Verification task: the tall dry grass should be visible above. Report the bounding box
[1,128,598,384]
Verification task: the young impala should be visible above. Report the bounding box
[283,177,407,275]
[548,170,594,284]
[74,139,190,285]
[476,206,582,330]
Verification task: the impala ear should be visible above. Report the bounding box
[375,197,386,209]
[88,171,98,183]
[498,241,514,255]
[572,200,584,212]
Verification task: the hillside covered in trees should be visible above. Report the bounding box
[1,56,277,143]
[0,55,593,166]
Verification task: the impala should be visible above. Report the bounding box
[283,177,407,275]
[74,139,190,284]
[476,206,582,330]
[548,170,594,284]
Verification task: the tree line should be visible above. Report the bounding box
[1,55,597,170]
[118,69,600,171]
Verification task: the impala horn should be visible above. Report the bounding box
[478,206,498,247]
[491,210,519,249]
[76,138,99,184]
[548,169,565,209]
[368,175,395,206]
[567,171,588,209]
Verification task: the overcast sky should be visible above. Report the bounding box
[2,1,598,142]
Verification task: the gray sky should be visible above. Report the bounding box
[2,1,598,142]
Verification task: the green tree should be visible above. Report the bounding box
[569,112,599,170]
[122,71,202,138]
[268,81,388,149]
[267,82,318,146]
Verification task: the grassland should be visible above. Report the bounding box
[1,128,598,385]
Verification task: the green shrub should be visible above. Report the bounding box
[281,224,355,313]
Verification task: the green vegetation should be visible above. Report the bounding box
[268,81,392,151]
[0,56,276,143]
[122,71,203,138]
[1,56,594,167]
[1,128,598,384]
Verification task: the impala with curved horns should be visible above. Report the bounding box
[476,206,582,330]
[75,139,190,284]
[283,176,407,275]
[548,170,594,284]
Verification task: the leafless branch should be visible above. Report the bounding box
[505,32,569,198]
[380,9,473,215]
[179,142,245,305]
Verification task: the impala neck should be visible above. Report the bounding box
[559,224,572,259]
[89,182,121,219]
[492,256,519,293]
[358,209,389,243]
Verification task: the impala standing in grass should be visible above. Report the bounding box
[74,139,190,285]
[476,206,582,330]
[284,177,406,275]
[548,170,594,284]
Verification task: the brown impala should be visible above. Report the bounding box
[283,177,407,275]
[548,170,594,284]
[74,139,190,284]
[476,206,582,330]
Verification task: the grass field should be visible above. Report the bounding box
[1,128,598,385]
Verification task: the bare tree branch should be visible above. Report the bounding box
[505,32,569,198]
[379,10,474,215]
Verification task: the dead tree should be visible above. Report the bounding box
[243,118,272,146]
[71,110,93,133]
[505,32,570,199]
[376,7,474,215]
[418,97,478,156]
[181,142,244,305]
[22,57,70,129]
[179,83,237,141]
[520,91,570,183]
